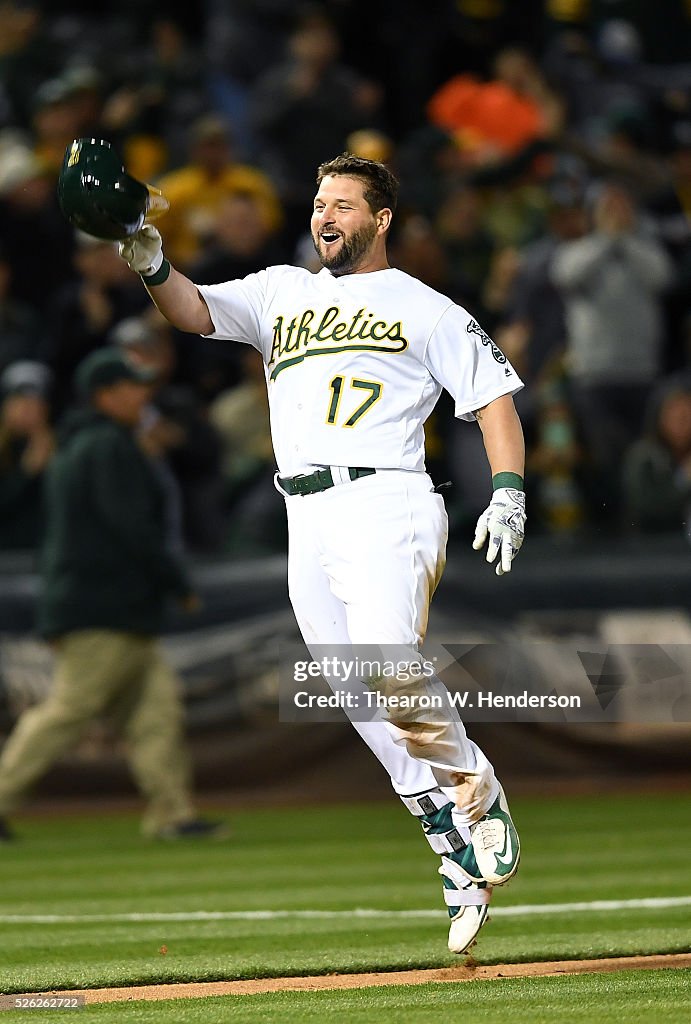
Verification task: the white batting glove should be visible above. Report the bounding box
[473,487,526,575]
[118,224,164,276]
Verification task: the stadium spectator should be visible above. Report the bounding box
[31,76,93,175]
[479,244,521,331]
[41,232,148,415]
[154,114,282,270]
[494,178,588,420]
[345,128,394,165]
[203,0,296,91]
[426,46,562,170]
[250,7,382,239]
[100,17,208,182]
[208,347,285,556]
[396,125,466,220]
[434,185,498,310]
[550,180,674,519]
[110,314,185,557]
[58,65,104,140]
[189,191,287,286]
[0,348,224,841]
[0,2,57,128]
[0,244,43,373]
[111,314,227,553]
[542,24,649,153]
[645,121,691,370]
[622,374,691,534]
[388,213,449,293]
[0,361,55,551]
[525,369,588,536]
[591,5,691,66]
[186,191,288,401]
[0,138,75,312]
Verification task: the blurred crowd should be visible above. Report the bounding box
[2,0,691,559]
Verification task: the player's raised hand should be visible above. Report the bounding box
[473,487,526,576]
[119,224,164,276]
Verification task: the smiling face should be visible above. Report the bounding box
[310,175,391,276]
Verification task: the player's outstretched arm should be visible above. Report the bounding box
[472,394,526,576]
[119,226,214,336]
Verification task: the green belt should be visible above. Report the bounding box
[278,466,376,496]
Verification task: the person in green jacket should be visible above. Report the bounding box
[0,348,224,840]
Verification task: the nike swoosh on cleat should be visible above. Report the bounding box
[495,831,514,867]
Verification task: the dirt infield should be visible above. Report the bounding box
[22,953,691,1004]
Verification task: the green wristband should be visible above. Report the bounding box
[141,257,171,287]
[492,472,524,491]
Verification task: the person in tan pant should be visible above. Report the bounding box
[0,348,224,841]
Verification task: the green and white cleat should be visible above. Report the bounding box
[470,784,520,886]
[439,848,492,954]
[402,786,513,954]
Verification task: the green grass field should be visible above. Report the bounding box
[3,972,691,1024]
[1,790,689,1022]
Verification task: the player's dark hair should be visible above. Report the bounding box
[316,153,398,217]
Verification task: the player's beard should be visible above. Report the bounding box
[312,221,378,276]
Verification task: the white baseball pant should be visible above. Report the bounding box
[283,468,498,826]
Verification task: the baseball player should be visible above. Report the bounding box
[117,153,526,954]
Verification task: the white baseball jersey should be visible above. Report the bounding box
[198,265,522,477]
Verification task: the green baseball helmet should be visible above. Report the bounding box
[57,138,154,241]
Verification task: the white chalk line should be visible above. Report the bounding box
[0,896,690,924]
